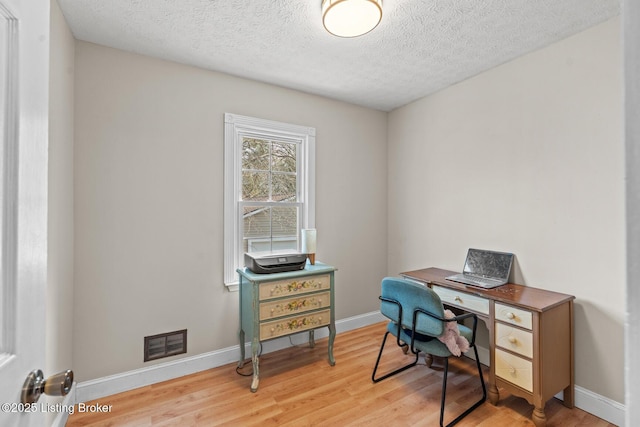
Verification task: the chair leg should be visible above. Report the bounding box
[472,343,487,403]
[440,357,449,427]
[438,344,487,427]
[371,331,419,383]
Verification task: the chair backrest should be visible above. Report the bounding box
[380,277,445,337]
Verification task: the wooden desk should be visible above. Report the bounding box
[401,267,574,427]
[237,262,336,392]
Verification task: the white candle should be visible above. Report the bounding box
[301,229,317,254]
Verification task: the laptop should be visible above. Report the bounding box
[446,248,514,289]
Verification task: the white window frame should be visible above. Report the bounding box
[224,113,315,291]
[0,3,18,360]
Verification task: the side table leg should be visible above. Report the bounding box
[424,353,433,368]
[532,406,547,427]
[488,383,500,405]
[250,338,260,392]
[238,329,245,368]
[328,323,336,366]
[309,330,315,348]
[562,384,575,408]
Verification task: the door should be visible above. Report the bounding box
[0,0,49,425]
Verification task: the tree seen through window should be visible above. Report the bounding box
[241,138,298,253]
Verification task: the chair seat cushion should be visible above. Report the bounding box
[387,321,474,358]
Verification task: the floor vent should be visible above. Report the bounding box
[144,329,187,362]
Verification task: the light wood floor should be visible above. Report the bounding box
[67,322,615,426]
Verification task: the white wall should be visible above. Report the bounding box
[625,0,640,423]
[47,0,74,388]
[387,17,624,403]
[72,42,388,382]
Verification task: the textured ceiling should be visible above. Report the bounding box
[56,0,620,112]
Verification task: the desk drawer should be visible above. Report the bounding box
[495,303,533,330]
[259,274,331,300]
[260,309,331,340]
[495,348,533,392]
[259,291,330,320]
[496,322,533,358]
[432,285,489,316]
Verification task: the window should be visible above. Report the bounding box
[224,114,315,290]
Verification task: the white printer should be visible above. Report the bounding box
[244,251,308,274]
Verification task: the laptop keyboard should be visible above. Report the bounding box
[465,276,501,288]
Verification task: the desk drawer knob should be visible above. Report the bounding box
[454,296,462,303]
[506,312,515,320]
[509,365,517,375]
[508,336,518,344]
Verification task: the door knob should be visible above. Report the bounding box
[21,369,74,404]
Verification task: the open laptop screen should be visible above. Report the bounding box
[463,249,513,281]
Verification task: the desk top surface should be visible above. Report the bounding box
[401,267,574,312]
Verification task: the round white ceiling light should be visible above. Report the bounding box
[322,0,383,38]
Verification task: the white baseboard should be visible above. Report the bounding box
[75,311,385,404]
[572,385,625,426]
[73,310,624,426]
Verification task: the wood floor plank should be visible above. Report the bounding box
[68,323,616,427]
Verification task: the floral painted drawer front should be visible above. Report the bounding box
[260,309,331,339]
[259,291,330,320]
[259,274,330,300]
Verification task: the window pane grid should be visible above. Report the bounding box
[242,204,300,253]
[241,136,299,253]
[241,137,298,203]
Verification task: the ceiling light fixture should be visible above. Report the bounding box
[322,0,382,38]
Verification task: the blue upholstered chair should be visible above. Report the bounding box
[371,277,486,427]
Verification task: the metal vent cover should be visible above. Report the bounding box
[144,329,187,362]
